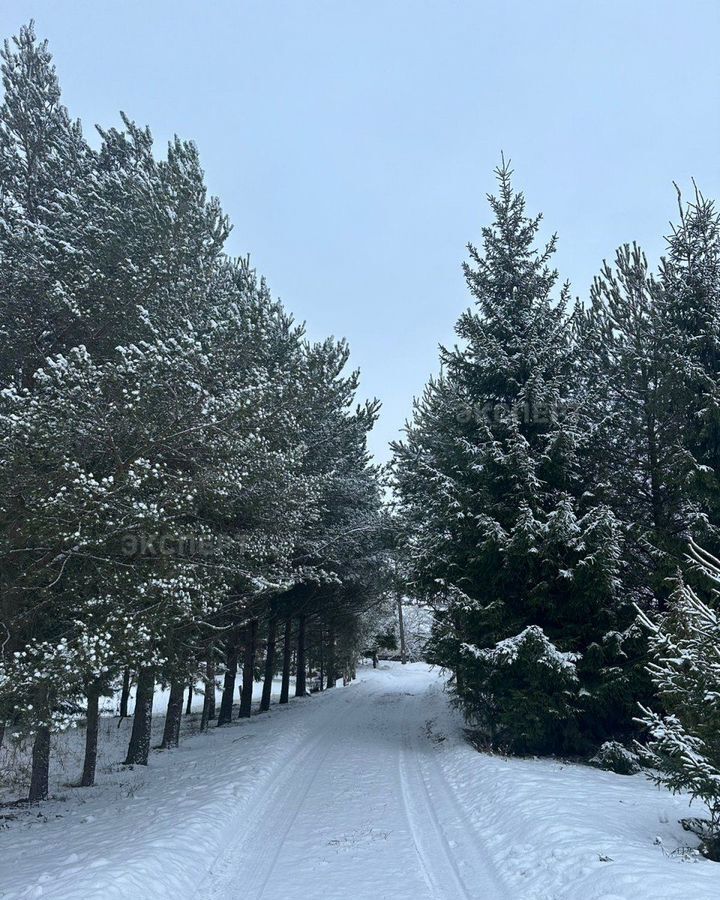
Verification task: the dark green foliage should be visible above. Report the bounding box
[375,627,398,653]
[589,741,642,776]
[0,23,388,791]
[393,161,639,756]
[639,543,720,850]
[461,626,581,755]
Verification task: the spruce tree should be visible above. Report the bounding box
[638,541,720,858]
[393,161,632,754]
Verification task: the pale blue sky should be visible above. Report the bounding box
[2,1,718,461]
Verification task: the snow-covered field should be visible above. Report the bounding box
[0,663,717,899]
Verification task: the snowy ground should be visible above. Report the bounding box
[0,676,290,801]
[1,663,718,899]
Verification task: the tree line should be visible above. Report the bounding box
[0,24,390,802]
[4,21,720,854]
[391,158,720,851]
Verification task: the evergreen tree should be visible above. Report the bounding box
[638,541,720,858]
[657,188,720,549]
[0,23,387,795]
[0,22,91,388]
[579,244,680,599]
[393,161,632,754]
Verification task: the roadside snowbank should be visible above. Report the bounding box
[418,668,719,899]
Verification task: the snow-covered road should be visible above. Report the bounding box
[3,662,719,900]
[199,663,507,900]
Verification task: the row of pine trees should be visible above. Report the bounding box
[391,159,720,845]
[0,25,391,801]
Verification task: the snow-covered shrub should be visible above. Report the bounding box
[637,542,720,857]
[461,626,581,755]
[589,740,641,775]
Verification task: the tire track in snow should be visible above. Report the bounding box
[198,669,508,900]
[410,681,510,899]
[193,696,338,898]
[397,696,474,900]
[239,699,354,900]
[199,684,375,900]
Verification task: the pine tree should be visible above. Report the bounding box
[657,188,720,549]
[0,21,391,798]
[0,22,91,387]
[579,245,680,596]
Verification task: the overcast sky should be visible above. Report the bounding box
[2,1,718,461]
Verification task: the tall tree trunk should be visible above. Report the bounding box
[326,625,336,689]
[279,618,292,704]
[208,660,217,720]
[28,725,51,802]
[124,667,154,766]
[319,628,325,691]
[217,631,239,727]
[160,680,184,749]
[200,656,216,732]
[80,689,100,787]
[119,667,131,719]
[397,591,407,664]
[184,683,193,715]
[260,614,278,712]
[239,618,258,718]
[295,615,307,697]
[452,610,462,693]
[0,721,5,751]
